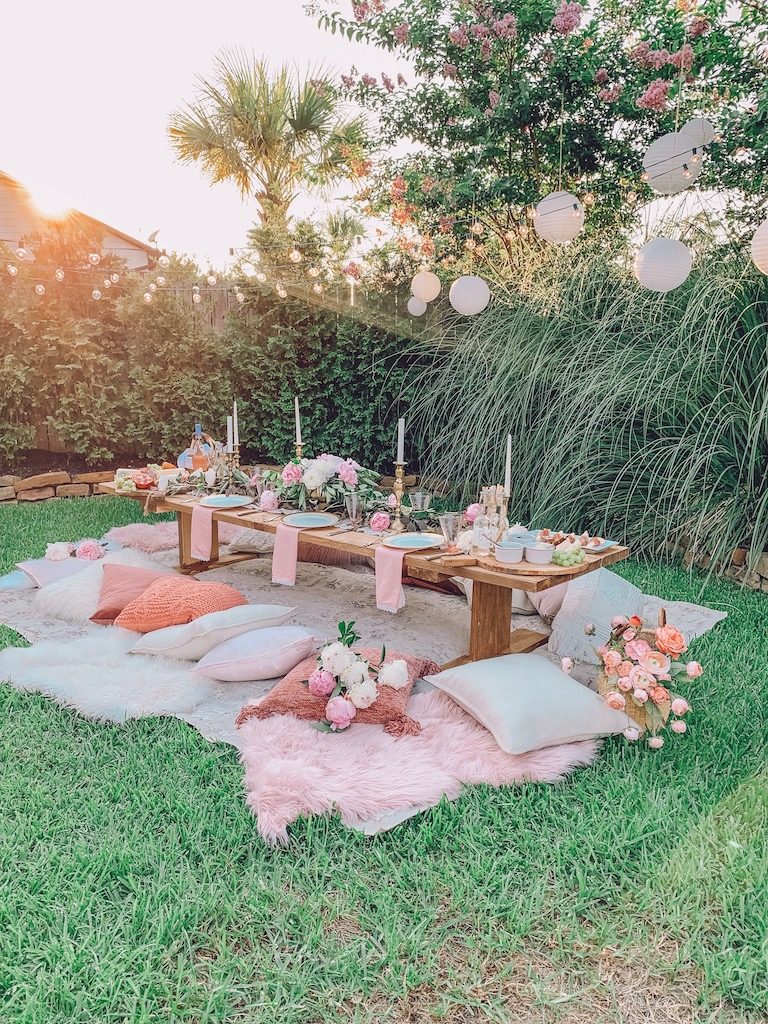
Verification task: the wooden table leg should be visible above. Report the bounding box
[176,510,197,570]
[441,580,549,669]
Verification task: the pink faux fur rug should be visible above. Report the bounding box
[239,690,599,844]
[106,521,240,553]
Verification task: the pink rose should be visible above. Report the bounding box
[623,726,640,741]
[602,650,623,674]
[281,462,303,486]
[369,511,390,533]
[686,661,703,678]
[259,489,279,512]
[623,628,636,641]
[671,720,687,734]
[617,678,633,692]
[625,639,651,661]
[617,660,633,677]
[639,650,671,677]
[655,625,687,657]
[671,697,690,716]
[596,645,608,658]
[308,668,336,697]
[611,615,628,629]
[649,685,670,706]
[338,459,358,487]
[561,657,573,675]
[605,691,626,711]
[632,688,649,704]
[325,695,356,731]
[647,735,665,749]
[76,539,104,560]
[386,493,398,509]
[464,502,481,524]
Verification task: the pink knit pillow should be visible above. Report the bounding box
[235,647,440,737]
[115,575,247,633]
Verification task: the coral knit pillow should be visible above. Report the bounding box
[114,575,247,633]
[235,648,440,737]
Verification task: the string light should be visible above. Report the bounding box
[7,264,18,276]
[470,221,484,234]
[156,275,166,286]
[308,266,320,277]
[55,269,65,282]
[289,248,303,263]
[206,274,217,285]
[626,190,638,202]
[192,285,200,293]
[256,271,267,283]
[682,163,692,179]
[110,272,119,284]
[158,255,170,268]
[312,282,323,294]
[35,283,45,295]
[276,285,287,298]
[88,253,101,266]
[102,278,112,288]
[148,282,157,292]
[92,288,101,300]
[235,291,245,303]
[143,292,153,303]
[583,192,596,206]
[15,247,30,260]
[192,292,202,304]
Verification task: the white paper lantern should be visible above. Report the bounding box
[407,295,427,316]
[533,190,584,243]
[642,132,701,195]
[751,220,768,275]
[411,270,441,302]
[634,238,692,293]
[679,117,716,148]
[448,275,491,316]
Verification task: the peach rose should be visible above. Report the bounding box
[671,720,687,734]
[625,638,651,661]
[671,697,690,716]
[617,660,633,677]
[686,661,703,678]
[629,665,656,691]
[602,650,623,673]
[605,691,626,710]
[628,615,643,629]
[649,685,670,706]
[639,650,671,677]
[655,625,687,657]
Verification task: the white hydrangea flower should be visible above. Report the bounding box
[320,641,356,676]
[457,530,474,554]
[377,659,409,690]
[347,678,378,709]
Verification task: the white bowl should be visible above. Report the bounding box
[495,544,524,564]
[524,542,554,565]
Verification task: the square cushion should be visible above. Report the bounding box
[91,564,174,625]
[130,604,296,660]
[235,647,440,736]
[17,557,91,589]
[548,569,643,664]
[425,653,629,754]
[114,576,247,633]
[527,581,569,623]
[193,625,317,681]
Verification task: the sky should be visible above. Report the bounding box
[2,0,403,267]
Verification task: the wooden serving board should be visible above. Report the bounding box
[476,555,589,576]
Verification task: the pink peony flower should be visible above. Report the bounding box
[605,691,626,710]
[611,615,628,629]
[632,687,649,704]
[647,735,664,749]
[338,460,359,487]
[308,668,336,697]
[686,660,703,678]
[392,21,410,44]
[625,638,651,661]
[584,622,596,636]
[596,645,609,659]
[281,462,303,486]
[671,697,690,716]
[603,650,623,674]
[561,657,574,675]
[370,511,390,533]
[623,726,640,741]
[325,695,357,731]
[629,665,656,690]
[655,625,687,657]
[259,489,279,512]
[623,628,637,641]
[76,539,104,560]
[617,678,633,692]
[617,660,633,678]
[628,615,643,629]
[551,0,583,35]
[639,650,671,677]
[464,502,481,524]
[671,719,687,734]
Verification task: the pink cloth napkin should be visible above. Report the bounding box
[272,524,300,586]
[191,504,216,561]
[375,544,406,614]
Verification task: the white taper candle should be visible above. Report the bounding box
[504,434,512,497]
[226,416,233,452]
[396,417,405,463]
[233,400,239,446]
[294,396,302,445]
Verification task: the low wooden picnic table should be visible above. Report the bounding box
[100,483,629,668]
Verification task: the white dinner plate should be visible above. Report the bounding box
[382,532,444,551]
[282,512,340,529]
[584,539,619,553]
[199,494,253,509]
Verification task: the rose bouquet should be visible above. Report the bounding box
[595,610,696,748]
[264,453,384,511]
[306,620,410,731]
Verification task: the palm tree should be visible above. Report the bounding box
[168,51,367,231]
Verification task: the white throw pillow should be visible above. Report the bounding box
[17,557,91,588]
[130,604,296,660]
[227,530,276,555]
[425,653,629,754]
[34,549,176,625]
[548,569,643,664]
[192,626,317,682]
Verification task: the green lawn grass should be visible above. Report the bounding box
[0,498,766,1023]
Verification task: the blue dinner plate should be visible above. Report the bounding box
[282,512,340,529]
[382,532,444,550]
[199,495,253,509]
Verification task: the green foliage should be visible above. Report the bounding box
[407,237,768,568]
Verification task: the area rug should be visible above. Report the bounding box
[105,520,241,552]
[239,689,599,844]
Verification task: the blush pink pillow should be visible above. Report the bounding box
[90,564,174,625]
[528,581,569,622]
[235,648,440,737]
[114,575,247,633]
[16,558,90,588]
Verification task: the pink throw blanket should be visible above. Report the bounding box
[106,520,240,554]
[190,505,217,562]
[375,544,406,613]
[272,524,300,586]
[239,690,599,845]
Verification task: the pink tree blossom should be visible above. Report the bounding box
[393,21,410,44]
[551,1,583,35]
[636,78,671,112]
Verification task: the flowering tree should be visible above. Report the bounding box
[315,0,768,263]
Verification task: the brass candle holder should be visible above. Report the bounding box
[295,441,303,460]
[390,461,407,533]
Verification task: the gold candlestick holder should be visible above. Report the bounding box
[233,443,240,469]
[295,441,303,460]
[391,461,407,533]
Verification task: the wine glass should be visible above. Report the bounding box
[438,512,462,553]
[344,491,365,530]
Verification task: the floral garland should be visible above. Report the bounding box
[263,453,384,511]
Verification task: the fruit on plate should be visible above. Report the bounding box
[552,539,585,567]
[161,461,176,470]
[133,471,155,490]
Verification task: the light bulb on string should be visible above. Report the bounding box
[35,283,45,296]
[206,274,217,286]
[192,284,200,293]
[641,171,650,182]
[149,282,157,292]
[192,292,202,304]
[690,148,701,164]
[308,266,320,278]
[256,272,267,283]
[15,247,29,261]
[7,264,18,277]
[88,253,101,266]
[92,288,102,300]
[289,248,302,263]
[470,221,484,235]
[103,278,112,288]
[582,192,596,206]
[55,269,65,282]
[682,164,692,179]
[156,275,166,286]
[143,292,153,303]
[465,238,477,251]
[312,282,323,294]
[626,191,638,203]
[110,273,119,284]
[235,291,245,303]
[158,255,170,269]
[276,286,287,298]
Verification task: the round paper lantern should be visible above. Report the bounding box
[533,190,584,243]
[634,238,692,293]
[751,219,768,275]
[679,117,716,148]
[411,270,441,302]
[642,132,701,195]
[407,296,427,316]
[448,275,491,316]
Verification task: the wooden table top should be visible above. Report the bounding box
[99,483,629,594]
